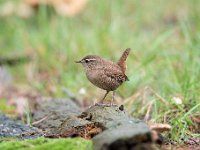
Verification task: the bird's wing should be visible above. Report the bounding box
[103,66,127,84]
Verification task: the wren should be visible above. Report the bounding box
[76,48,131,106]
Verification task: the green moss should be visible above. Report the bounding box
[0,138,93,150]
[0,99,15,114]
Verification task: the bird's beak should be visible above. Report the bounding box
[75,60,82,63]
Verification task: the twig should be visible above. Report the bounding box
[164,109,177,123]
[32,115,48,125]
[0,55,31,66]
[148,87,169,105]
[144,102,153,122]
[123,90,142,105]
[123,90,142,113]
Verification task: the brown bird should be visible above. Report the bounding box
[76,48,131,106]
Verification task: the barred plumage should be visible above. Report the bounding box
[76,48,131,105]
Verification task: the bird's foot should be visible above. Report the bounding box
[109,102,118,107]
[94,102,108,106]
[94,102,117,107]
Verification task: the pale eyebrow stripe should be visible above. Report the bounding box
[85,58,96,61]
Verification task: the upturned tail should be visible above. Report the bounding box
[117,48,131,74]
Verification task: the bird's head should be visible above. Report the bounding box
[75,55,102,70]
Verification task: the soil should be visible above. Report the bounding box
[0,114,42,139]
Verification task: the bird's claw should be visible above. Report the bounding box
[94,102,117,107]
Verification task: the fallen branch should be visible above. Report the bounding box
[33,99,153,150]
[0,55,31,66]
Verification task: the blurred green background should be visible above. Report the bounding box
[0,0,200,142]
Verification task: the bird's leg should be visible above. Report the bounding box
[110,91,117,106]
[95,91,109,106]
[99,91,109,103]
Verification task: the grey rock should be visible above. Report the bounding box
[0,114,42,139]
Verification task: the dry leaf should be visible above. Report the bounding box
[52,0,88,17]
[0,1,15,17]
[24,0,88,16]
[191,115,200,123]
[0,1,33,18]
[24,0,49,6]
[16,3,34,18]
[148,122,172,133]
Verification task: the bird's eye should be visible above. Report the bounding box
[85,59,89,63]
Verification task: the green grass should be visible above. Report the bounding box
[0,138,92,150]
[0,0,199,144]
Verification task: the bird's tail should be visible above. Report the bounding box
[117,48,131,73]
